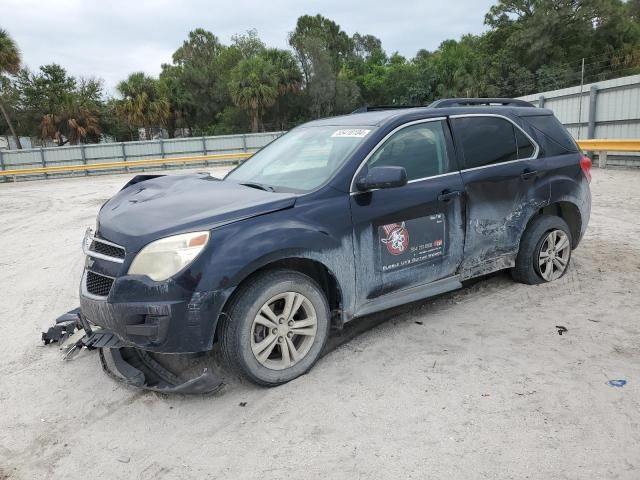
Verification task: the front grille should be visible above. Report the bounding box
[90,239,125,259]
[86,271,114,297]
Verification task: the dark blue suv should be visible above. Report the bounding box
[80,98,592,386]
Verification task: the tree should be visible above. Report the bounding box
[289,15,354,116]
[431,36,487,98]
[482,0,640,91]
[229,57,277,132]
[0,28,22,148]
[167,29,235,133]
[40,78,103,145]
[231,29,266,59]
[17,64,77,135]
[116,72,169,139]
[15,64,104,145]
[261,48,302,129]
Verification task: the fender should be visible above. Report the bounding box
[546,173,591,245]
[195,193,356,319]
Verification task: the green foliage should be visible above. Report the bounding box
[12,64,104,145]
[229,56,278,132]
[163,29,231,134]
[0,28,22,147]
[1,1,639,145]
[0,28,20,76]
[260,48,303,130]
[232,29,266,59]
[115,72,170,140]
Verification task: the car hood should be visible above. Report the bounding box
[97,173,296,251]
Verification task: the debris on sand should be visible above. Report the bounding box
[607,380,626,388]
[43,308,223,394]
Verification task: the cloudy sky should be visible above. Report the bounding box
[4,0,495,95]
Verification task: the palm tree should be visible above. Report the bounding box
[0,28,22,149]
[116,72,170,139]
[264,49,302,96]
[229,57,278,132]
[262,49,302,129]
[41,104,101,146]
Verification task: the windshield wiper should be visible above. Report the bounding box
[240,182,275,192]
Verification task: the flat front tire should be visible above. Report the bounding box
[220,270,330,386]
[512,214,573,285]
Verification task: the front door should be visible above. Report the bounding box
[349,118,465,315]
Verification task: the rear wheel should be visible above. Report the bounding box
[512,215,572,285]
[220,270,330,386]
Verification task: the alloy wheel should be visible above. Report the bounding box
[250,292,318,370]
[538,229,571,281]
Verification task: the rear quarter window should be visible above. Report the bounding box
[522,115,579,156]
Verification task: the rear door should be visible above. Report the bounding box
[449,114,550,278]
[349,118,465,313]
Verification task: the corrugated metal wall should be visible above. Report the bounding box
[519,74,640,166]
[0,131,283,180]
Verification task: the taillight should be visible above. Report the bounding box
[580,155,592,183]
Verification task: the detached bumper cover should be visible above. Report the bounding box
[44,308,223,394]
[99,347,222,394]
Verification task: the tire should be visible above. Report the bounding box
[512,214,573,285]
[220,269,330,386]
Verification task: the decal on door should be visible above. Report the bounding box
[378,214,445,272]
[381,222,410,256]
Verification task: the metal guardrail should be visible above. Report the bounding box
[577,139,640,168]
[577,139,640,151]
[0,131,284,181]
[0,152,252,178]
[0,138,637,179]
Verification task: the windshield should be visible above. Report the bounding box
[225,126,374,192]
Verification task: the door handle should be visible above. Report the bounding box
[438,190,463,202]
[521,169,538,180]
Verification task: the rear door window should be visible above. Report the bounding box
[451,117,519,169]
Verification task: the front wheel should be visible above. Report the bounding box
[512,215,573,285]
[220,270,330,386]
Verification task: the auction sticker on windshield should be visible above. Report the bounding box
[379,214,445,272]
[331,129,371,138]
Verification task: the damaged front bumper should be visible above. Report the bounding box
[99,348,221,394]
[79,269,231,353]
[44,309,223,394]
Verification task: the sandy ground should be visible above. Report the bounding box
[1,166,639,480]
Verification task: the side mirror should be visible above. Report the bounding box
[355,166,408,192]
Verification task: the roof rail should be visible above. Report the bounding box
[429,98,536,108]
[351,105,426,114]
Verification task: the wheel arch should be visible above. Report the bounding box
[536,201,582,248]
[520,201,582,250]
[215,256,344,340]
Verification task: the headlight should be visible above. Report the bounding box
[128,231,210,281]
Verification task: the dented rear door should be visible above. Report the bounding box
[450,114,551,279]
